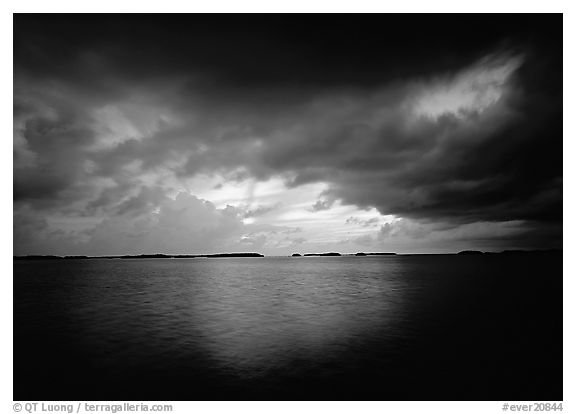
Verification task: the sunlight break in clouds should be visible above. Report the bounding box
[414,53,524,119]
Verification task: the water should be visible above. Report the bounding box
[14,254,562,400]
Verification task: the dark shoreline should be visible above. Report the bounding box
[13,249,561,261]
[13,253,265,260]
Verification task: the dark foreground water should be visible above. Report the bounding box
[14,254,562,400]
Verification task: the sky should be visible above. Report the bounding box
[13,14,562,256]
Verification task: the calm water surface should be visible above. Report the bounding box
[14,255,562,400]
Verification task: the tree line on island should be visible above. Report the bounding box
[14,249,560,260]
[13,253,265,260]
[14,252,396,260]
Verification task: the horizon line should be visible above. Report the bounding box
[13,249,562,260]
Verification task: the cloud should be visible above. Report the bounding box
[346,217,380,228]
[414,52,524,119]
[14,189,308,256]
[87,192,247,255]
[310,199,335,212]
[13,16,562,254]
[242,203,280,219]
[334,217,561,253]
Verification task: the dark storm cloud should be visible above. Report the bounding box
[13,14,562,252]
[14,14,558,89]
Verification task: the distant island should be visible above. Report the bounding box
[14,253,264,260]
[14,249,561,261]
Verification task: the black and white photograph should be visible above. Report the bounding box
[13,12,564,404]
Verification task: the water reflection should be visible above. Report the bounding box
[15,257,408,382]
[188,258,407,377]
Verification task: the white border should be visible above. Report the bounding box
[4,4,572,413]
[4,0,571,14]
